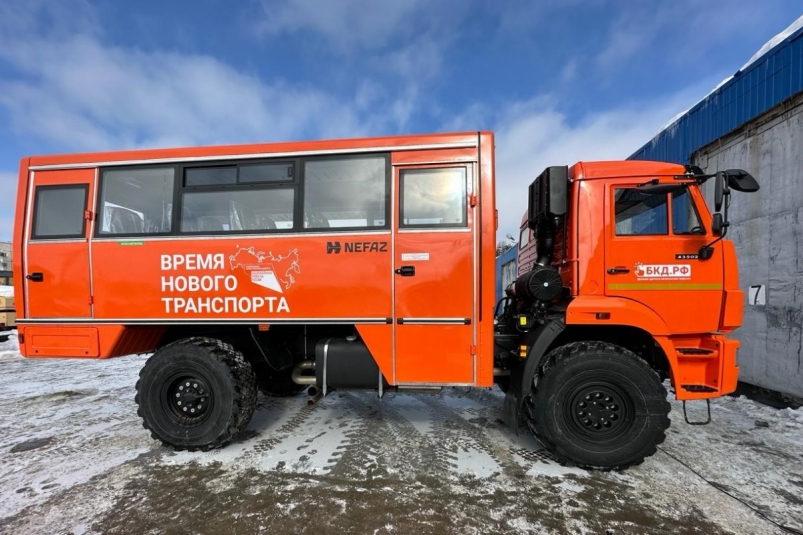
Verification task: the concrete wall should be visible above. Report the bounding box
[693,92,803,398]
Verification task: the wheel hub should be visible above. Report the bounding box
[168,376,210,419]
[575,391,621,431]
[565,383,632,440]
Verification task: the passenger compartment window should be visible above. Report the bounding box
[33,185,88,239]
[671,188,705,235]
[185,166,236,186]
[400,167,467,228]
[303,156,387,229]
[181,189,295,232]
[99,168,175,235]
[185,162,294,186]
[614,188,668,236]
[239,162,294,183]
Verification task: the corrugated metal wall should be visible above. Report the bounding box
[630,25,803,164]
[495,246,517,304]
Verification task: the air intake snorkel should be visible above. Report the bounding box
[512,166,568,303]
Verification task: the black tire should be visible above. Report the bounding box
[135,337,257,450]
[257,367,305,397]
[525,341,670,470]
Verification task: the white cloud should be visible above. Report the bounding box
[485,85,716,240]
[256,0,427,52]
[0,0,417,240]
[0,36,382,151]
[252,0,468,118]
[0,0,769,248]
[593,1,788,72]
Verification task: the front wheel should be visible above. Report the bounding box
[525,341,670,470]
[135,337,257,450]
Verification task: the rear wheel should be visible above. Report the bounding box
[135,337,257,450]
[525,341,670,470]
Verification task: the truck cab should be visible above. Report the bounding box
[495,161,758,468]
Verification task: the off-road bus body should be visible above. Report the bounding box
[12,132,758,468]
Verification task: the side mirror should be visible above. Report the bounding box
[711,213,723,236]
[714,172,728,212]
[725,169,760,192]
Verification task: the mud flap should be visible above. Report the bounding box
[503,362,524,432]
[503,390,520,432]
[503,318,566,432]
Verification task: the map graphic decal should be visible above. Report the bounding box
[229,247,300,293]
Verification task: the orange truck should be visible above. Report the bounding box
[12,131,758,469]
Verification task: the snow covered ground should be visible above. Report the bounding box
[0,333,802,534]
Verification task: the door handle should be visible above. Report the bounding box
[26,272,44,282]
[607,267,630,275]
[394,266,415,276]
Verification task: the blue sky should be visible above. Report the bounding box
[0,0,801,241]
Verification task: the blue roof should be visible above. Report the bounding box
[629,19,803,164]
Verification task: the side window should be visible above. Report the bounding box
[181,189,295,232]
[614,188,668,236]
[303,156,387,229]
[519,227,531,249]
[33,185,88,239]
[180,161,296,233]
[99,168,175,235]
[400,167,467,228]
[671,188,704,235]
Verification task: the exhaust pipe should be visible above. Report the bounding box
[308,390,323,406]
[292,361,316,385]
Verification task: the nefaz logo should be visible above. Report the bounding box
[326,241,388,254]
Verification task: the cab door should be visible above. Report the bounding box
[393,165,475,384]
[604,183,722,333]
[24,169,95,318]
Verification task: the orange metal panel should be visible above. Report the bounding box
[395,324,474,384]
[23,326,99,357]
[566,295,670,335]
[12,158,29,321]
[24,169,95,319]
[575,160,686,181]
[392,162,476,385]
[90,235,392,320]
[391,147,477,166]
[29,132,482,169]
[476,132,496,386]
[602,181,723,334]
[355,324,394,384]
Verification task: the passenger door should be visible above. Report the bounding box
[24,169,95,318]
[604,184,722,333]
[393,165,475,384]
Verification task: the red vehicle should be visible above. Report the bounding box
[13,132,758,468]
